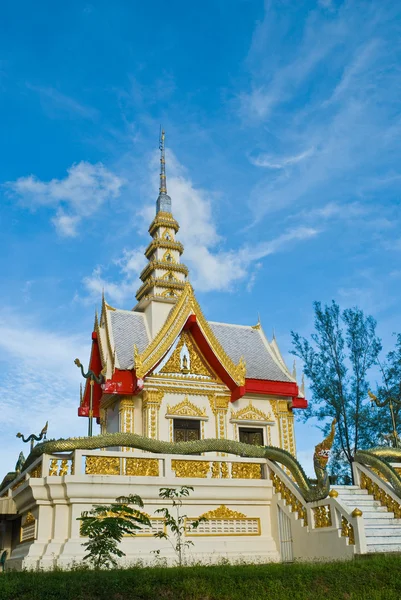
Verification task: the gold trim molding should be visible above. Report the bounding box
[166,397,207,417]
[230,401,272,422]
[200,505,247,519]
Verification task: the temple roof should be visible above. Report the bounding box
[109,309,150,370]
[209,322,293,382]
[103,306,294,383]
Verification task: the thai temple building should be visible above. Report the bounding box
[2,133,401,569]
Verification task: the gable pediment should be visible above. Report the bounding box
[133,284,246,389]
[157,330,215,380]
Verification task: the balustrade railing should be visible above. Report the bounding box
[267,460,365,552]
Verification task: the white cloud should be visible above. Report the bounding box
[0,310,91,473]
[82,150,319,302]
[6,161,124,237]
[26,83,99,120]
[250,148,314,169]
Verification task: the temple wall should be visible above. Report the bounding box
[4,451,281,570]
[109,390,296,457]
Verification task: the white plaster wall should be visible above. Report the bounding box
[6,461,280,570]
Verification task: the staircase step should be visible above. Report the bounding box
[365,520,401,528]
[357,508,391,516]
[366,534,401,543]
[332,486,360,489]
[341,499,381,507]
[364,518,398,526]
[367,543,401,553]
[332,487,368,495]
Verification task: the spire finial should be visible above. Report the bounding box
[159,127,167,195]
[292,359,297,379]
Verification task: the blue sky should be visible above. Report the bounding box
[1,0,401,474]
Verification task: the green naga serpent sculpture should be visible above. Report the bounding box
[1,419,337,502]
[354,447,401,498]
[16,422,48,452]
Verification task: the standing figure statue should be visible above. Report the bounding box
[16,421,48,453]
[74,358,105,437]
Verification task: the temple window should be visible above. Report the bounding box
[238,427,264,446]
[173,419,200,442]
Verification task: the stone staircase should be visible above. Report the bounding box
[333,485,401,553]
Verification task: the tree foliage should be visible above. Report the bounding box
[78,494,151,569]
[372,333,401,445]
[291,301,382,481]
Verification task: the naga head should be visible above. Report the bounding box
[74,358,82,368]
[314,418,336,468]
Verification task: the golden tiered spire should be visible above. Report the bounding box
[135,130,189,306]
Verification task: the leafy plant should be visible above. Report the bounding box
[152,486,205,566]
[78,494,150,569]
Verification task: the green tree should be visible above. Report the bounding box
[371,333,401,446]
[292,301,382,482]
[153,486,205,566]
[78,494,151,568]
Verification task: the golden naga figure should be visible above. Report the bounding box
[314,418,337,469]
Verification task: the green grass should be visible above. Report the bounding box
[0,555,400,600]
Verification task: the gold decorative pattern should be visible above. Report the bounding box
[119,398,135,451]
[270,471,308,526]
[171,460,210,478]
[134,283,246,386]
[160,331,214,377]
[20,511,36,543]
[140,260,188,282]
[142,389,164,439]
[11,478,25,492]
[210,461,230,478]
[85,456,120,475]
[360,472,401,518]
[145,239,184,260]
[231,463,262,479]
[125,458,159,476]
[149,212,180,236]
[312,505,332,528]
[49,459,59,476]
[166,397,207,417]
[136,277,186,302]
[199,505,247,519]
[29,464,42,478]
[209,394,229,447]
[59,459,69,476]
[186,507,261,536]
[99,407,107,435]
[341,517,355,545]
[230,401,272,422]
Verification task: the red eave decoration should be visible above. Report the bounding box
[78,331,103,419]
[102,369,137,395]
[244,378,308,409]
[183,315,243,401]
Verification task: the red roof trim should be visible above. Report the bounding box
[78,332,103,418]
